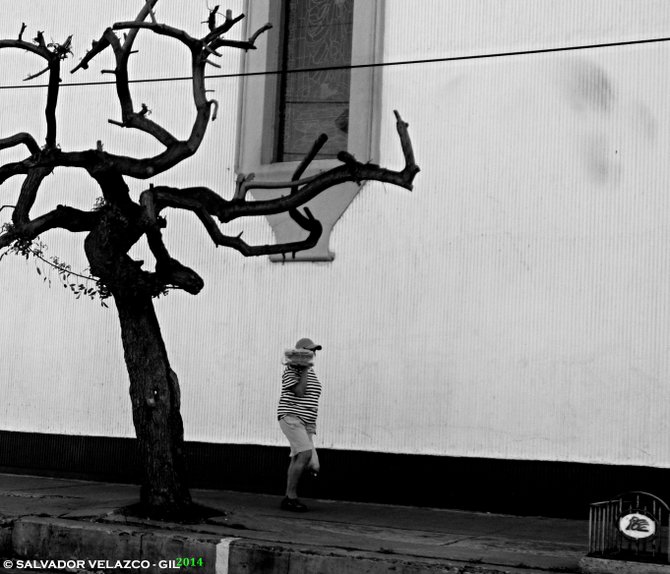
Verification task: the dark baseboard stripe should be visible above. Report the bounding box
[0,430,668,518]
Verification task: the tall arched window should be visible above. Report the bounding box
[238,0,383,261]
[274,0,354,162]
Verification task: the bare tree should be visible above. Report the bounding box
[0,1,419,518]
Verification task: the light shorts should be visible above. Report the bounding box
[279,414,317,457]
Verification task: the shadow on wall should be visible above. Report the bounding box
[560,58,657,186]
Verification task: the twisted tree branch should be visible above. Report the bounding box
[112,21,199,50]
[121,0,160,54]
[147,226,204,294]
[203,12,245,44]
[43,53,61,147]
[210,23,272,52]
[0,38,50,59]
[73,3,177,153]
[288,133,328,229]
[0,160,31,186]
[138,185,203,293]
[142,183,323,256]
[71,14,214,176]
[154,256,204,293]
[0,133,40,156]
[0,205,100,249]
[136,111,419,259]
[0,5,419,294]
[13,167,50,226]
[0,35,65,147]
[3,5,269,181]
[224,111,419,222]
[71,28,118,73]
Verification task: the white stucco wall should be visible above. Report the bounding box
[2,1,670,469]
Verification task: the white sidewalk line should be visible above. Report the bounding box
[215,537,240,574]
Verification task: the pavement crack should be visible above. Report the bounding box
[99,516,258,535]
[0,492,81,500]
[438,534,480,547]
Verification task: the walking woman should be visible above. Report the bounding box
[277,337,322,512]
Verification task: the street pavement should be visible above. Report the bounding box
[0,472,589,573]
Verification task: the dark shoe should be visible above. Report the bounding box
[280,497,308,512]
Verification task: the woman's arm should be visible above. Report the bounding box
[291,367,310,398]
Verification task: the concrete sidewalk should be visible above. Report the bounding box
[0,472,588,573]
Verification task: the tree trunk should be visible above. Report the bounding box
[81,178,196,518]
[114,292,192,517]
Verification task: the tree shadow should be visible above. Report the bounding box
[117,501,225,525]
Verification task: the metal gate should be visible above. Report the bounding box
[588,491,670,563]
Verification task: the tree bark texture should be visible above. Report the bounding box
[115,292,191,516]
[83,197,191,518]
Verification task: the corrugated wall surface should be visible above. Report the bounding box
[374,0,670,465]
[2,1,670,469]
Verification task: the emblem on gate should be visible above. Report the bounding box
[618,512,657,540]
[588,492,669,563]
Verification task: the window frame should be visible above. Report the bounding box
[237,0,384,180]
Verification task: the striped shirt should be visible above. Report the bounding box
[277,365,322,426]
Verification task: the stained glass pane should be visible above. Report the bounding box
[278,0,353,161]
